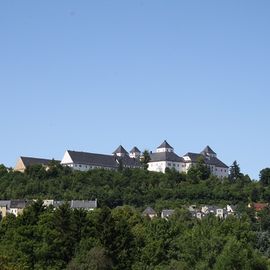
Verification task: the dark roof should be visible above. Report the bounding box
[67,150,141,168]
[183,152,202,162]
[183,153,228,168]
[53,201,65,208]
[142,207,157,215]
[130,146,141,153]
[161,209,175,217]
[70,200,97,209]
[201,145,216,155]
[116,156,142,168]
[149,151,184,163]
[112,145,128,155]
[68,150,117,168]
[157,140,173,149]
[21,157,59,167]
[10,200,28,209]
[0,200,11,208]
[208,157,229,168]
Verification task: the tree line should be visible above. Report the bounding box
[0,162,270,269]
[0,161,270,209]
[0,200,270,269]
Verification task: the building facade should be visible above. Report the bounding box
[148,141,229,177]
[60,145,141,171]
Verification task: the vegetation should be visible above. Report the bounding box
[0,162,269,209]
[0,163,270,269]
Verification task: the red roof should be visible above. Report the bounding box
[253,203,268,212]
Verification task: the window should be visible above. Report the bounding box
[168,163,171,166]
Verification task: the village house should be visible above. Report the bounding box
[70,199,97,211]
[142,207,157,219]
[42,199,98,211]
[0,199,98,218]
[0,200,29,218]
[161,209,175,219]
[189,205,236,219]
[248,202,269,212]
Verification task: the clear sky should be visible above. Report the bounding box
[0,1,269,179]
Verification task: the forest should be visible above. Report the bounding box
[0,162,270,269]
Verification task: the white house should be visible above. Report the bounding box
[161,209,175,219]
[142,207,157,219]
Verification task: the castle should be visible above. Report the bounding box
[14,140,229,177]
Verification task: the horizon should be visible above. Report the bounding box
[1,1,270,180]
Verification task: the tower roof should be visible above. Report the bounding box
[112,145,128,155]
[201,145,216,155]
[130,146,141,153]
[157,140,173,149]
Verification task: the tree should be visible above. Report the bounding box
[140,150,151,170]
[187,156,210,182]
[214,237,268,270]
[259,168,270,186]
[67,247,112,270]
[0,164,8,177]
[229,161,242,182]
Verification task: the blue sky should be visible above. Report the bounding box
[0,1,269,179]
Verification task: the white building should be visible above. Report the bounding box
[61,146,141,171]
[183,146,229,178]
[148,141,186,173]
[148,141,229,178]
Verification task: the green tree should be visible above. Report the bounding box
[67,247,113,270]
[187,157,210,182]
[214,237,268,270]
[229,160,242,182]
[141,150,151,170]
[259,168,270,186]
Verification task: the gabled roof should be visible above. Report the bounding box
[116,156,142,168]
[149,151,184,163]
[10,200,28,209]
[0,200,11,208]
[183,152,202,162]
[201,145,216,155]
[53,201,65,208]
[142,207,157,215]
[157,140,173,149]
[183,153,228,168]
[161,209,175,217]
[66,150,141,168]
[67,150,117,168]
[70,200,97,209]
[208,157,229,168]
[252,203,268,212]
[112,145,128,155]
[20,157,58,167]
[130,146,141,153]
